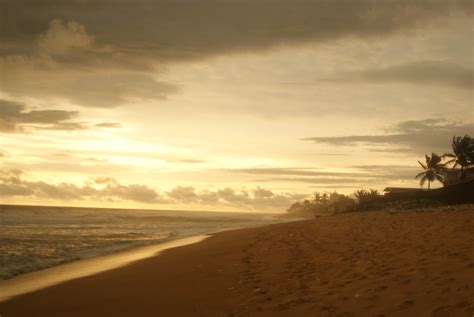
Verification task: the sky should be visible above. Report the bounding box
[1,0,473,212]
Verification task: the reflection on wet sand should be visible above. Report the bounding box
[0,235,208,302]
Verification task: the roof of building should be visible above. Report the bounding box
[383,187,425,193]
[444,167,474,174]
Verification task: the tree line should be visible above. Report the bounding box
[287,135,473,217]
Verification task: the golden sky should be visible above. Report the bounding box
[1,0,473,212]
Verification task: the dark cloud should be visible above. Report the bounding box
[0,99,77,132]
[43,72,177,107]
[0,169,308,210]
[303,118,474,154]
[1,1,471,107]
[0,99,121,132]
[1,60,178,107]
[324,61,474,90]
[2,0,472,60]
[0,19,177,108]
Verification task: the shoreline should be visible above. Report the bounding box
[1,207,473,316]
[0,234,210,302]
[0,220,300,302]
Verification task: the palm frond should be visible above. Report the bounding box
[444,158,456,166]
[430,153,442,165]
[443,153,456,158]
[418,161,426,169]
[435,174,444,183]
[425,155,430,166]
[415,171,425,179]
[420,175,427,187]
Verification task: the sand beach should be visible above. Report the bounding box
[0,205,473,316]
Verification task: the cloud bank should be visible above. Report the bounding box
[1,1,472,107]
[2,0,472,60]
[1,19,177,108]
[0,169,308,210]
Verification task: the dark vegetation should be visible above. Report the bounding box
[286,188,392,217]
[416,135,474,188]
[287,135,474,217]
[444,135,474,180]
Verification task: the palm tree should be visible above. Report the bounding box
[415,153,445,189]
[312,192,329,204]
[353,189,368,203]
[353,189,381,205]
[443,135,474,180]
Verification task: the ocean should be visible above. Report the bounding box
[0,204,283,280]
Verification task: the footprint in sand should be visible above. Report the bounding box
[376,285,388,291]
[398,299,414,309]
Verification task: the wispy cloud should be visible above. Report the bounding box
[323,61,473,90]
[230,164,420,187]
[223,167,363,178]
[303,118,474,154]
[256,177,371,185]
[0,99,121,133]
[247,162,419,185]
[166,159,207,164]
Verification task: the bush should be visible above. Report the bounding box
[352,189,385,211]
[287,191,356,217]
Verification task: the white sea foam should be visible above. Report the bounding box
[0,205,282,280]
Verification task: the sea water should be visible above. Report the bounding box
[0,205,282,280]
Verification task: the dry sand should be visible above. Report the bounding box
[0,206,473,316]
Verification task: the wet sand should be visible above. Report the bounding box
[0,235,209,302]
[1,206,473,316]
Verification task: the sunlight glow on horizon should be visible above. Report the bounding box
[1,3,472,211]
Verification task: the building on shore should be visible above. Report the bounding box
[383,167,474,203]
